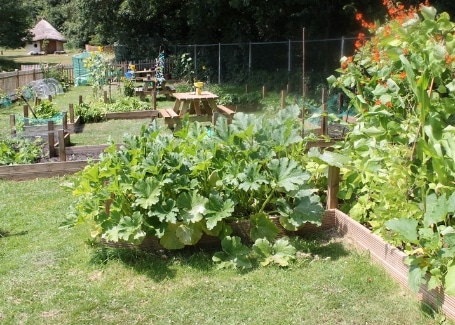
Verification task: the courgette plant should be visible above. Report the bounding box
[65,106,324,261]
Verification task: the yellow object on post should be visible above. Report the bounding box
[194,82,204,95]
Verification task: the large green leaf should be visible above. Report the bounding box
[253,237,296,266]
[406,259,428,293]
[104,211,145,245]
[250,213,280,241]
[177,191,208,223]
[307,147,351,168]
[160,223,185,249]
[132,177,161,209]
[176,223,203,245]
[212,236,252,269]
[277,189,324,227]
[268,157,309,192]
[444,262,455,296]
[153,198,178,223]
[205,193,235,230]
[237,162,268,191]
[423,193,447,228]
[385,218,418,243]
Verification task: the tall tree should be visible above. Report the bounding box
[0,0,32,48]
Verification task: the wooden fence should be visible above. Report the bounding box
[0,59,174,98]
[0,64,74,97]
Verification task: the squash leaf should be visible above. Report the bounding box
[253,237,296,266]
[268,157,309,191]
[212,236,252,269]
[132,177,161,209]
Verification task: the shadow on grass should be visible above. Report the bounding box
[0,228,28,238]
[87,230,350,282]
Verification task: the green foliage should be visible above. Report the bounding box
[74,96,151,123]
[65,106,324,261]
[74,102,106,123]
[122,77,135,97]
[0,135,44,165]
[328,3,455,294]
[34,100,59,119]
[84,49,113,99]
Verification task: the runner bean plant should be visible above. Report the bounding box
[328,0,455,293]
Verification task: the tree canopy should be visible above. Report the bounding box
[0,0,32,48]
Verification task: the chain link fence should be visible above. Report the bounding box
[165,37,357,93]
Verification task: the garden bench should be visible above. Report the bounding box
[217,105,235,123]
[158,108,180,129]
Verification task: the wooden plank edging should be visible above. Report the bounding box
[0,160,95,181]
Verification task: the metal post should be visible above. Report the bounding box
[248,41,252,77]
[288,39,291,73]
[218,43,221,84]
[341,36,345,58]
[302,28,306,98]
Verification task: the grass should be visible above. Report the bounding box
[0,52,453,323]
[0,48,75,70]
[0,84,177,144]
[0,177,451,324]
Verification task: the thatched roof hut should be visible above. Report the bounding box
[25,19,67,55]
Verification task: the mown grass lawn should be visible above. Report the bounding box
[0,177,450,325]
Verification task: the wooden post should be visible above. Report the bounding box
[58,129,66,162]
[287,83,290,94]
[78,95,83,105]
[48,95,52,102]
[62,111,68,130]
[48,131,55,158]
[245,84,248,93]
[321,88,328,136]
[48,121,55,158]
[281,90,286,109]
[15,69,19,89]
[69,104,74,123]
[262,86,267,98]
[10,114,16,136]
[327,166,340,209]
[23,105,29,126]
[104,90,108,103]
[152,90,157,110]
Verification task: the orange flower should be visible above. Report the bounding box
[386,102,393,107]
[375,99,382,105]
[403,48,409,55]
[399,71,406,79]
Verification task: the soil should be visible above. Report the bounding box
[36,151,103,164]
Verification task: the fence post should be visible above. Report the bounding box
[321,88,328,136]
[62,111,68,130]
[48,121,55,158]
[23,105,29,126]
[10,114,16,136]
[79,95,83,105]
[262,86,266,98]
[281,90,286,109]
[48,95,52,102]
[104,90,108,103]
[15,69,19,89]
[58,129,66,162]
[69,104,74,123]
[327,166,340,209]
[152,90,157,110]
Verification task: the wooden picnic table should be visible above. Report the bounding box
[158,91,235,130]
